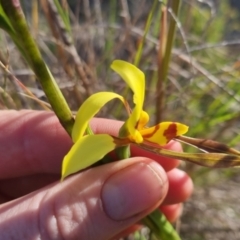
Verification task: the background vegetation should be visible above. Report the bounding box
[1,0,240,239]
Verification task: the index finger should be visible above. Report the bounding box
[0,110,72,179]
[0,111,181,179]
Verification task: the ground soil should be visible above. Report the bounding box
[180,171,240,240]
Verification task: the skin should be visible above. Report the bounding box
[0,110,193,240]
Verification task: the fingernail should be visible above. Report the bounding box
[101,161,167,221]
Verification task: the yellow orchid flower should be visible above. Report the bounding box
[61,60,188,179]
[60,60,240,240]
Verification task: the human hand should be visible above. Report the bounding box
[0,110,193,240]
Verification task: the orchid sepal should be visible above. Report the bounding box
[72,92,126,143]
[62,134,117,180]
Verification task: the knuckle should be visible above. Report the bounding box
[37,189,95,240]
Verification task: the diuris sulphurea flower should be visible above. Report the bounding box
[62,60,240,180]
[61,60,188,179]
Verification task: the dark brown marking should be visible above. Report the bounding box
[142,124,160,139]
[163,123,177,142]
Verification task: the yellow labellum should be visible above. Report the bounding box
[140,122,189,146]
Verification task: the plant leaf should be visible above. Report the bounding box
[0,4,15,33]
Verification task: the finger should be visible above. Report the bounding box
[111,203,184,239]
[0,166,192,204]
[160,203,183,223]
[0,157,168,240]
[112,203,183,239]
[0,159,190,202]
[162,168,193,205]
[0,111,182,179]
[0,174,59,200]
[110,225,142,240]
[0,110,72,179]
[131,141,182,171]
[90,117,123,136]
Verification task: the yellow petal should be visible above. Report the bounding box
[140,122,189,146]
[61,134,116,180]
[121,111,149,143]
[136,110,149,130]
[111,60,145,107]
[72,92,125,143]
[111,60,145,138]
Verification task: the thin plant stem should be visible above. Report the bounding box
[155,0,181,123]
[134,0,159,67]
[0,0,74,135]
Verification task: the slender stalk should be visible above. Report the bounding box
[133,0,158,67]
[0,0,74,135]
[142,209,181,240]
[155,0,181,123]
[156,6,168,123]
[162,0,181,81]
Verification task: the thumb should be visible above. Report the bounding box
[0,157,168,240]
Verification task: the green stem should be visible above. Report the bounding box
[133,0,159,67]
[116,145,130,160]
[142,209,181,240]
[155,0,181,123]
[162,0,181,81]
[0,0,74,135]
